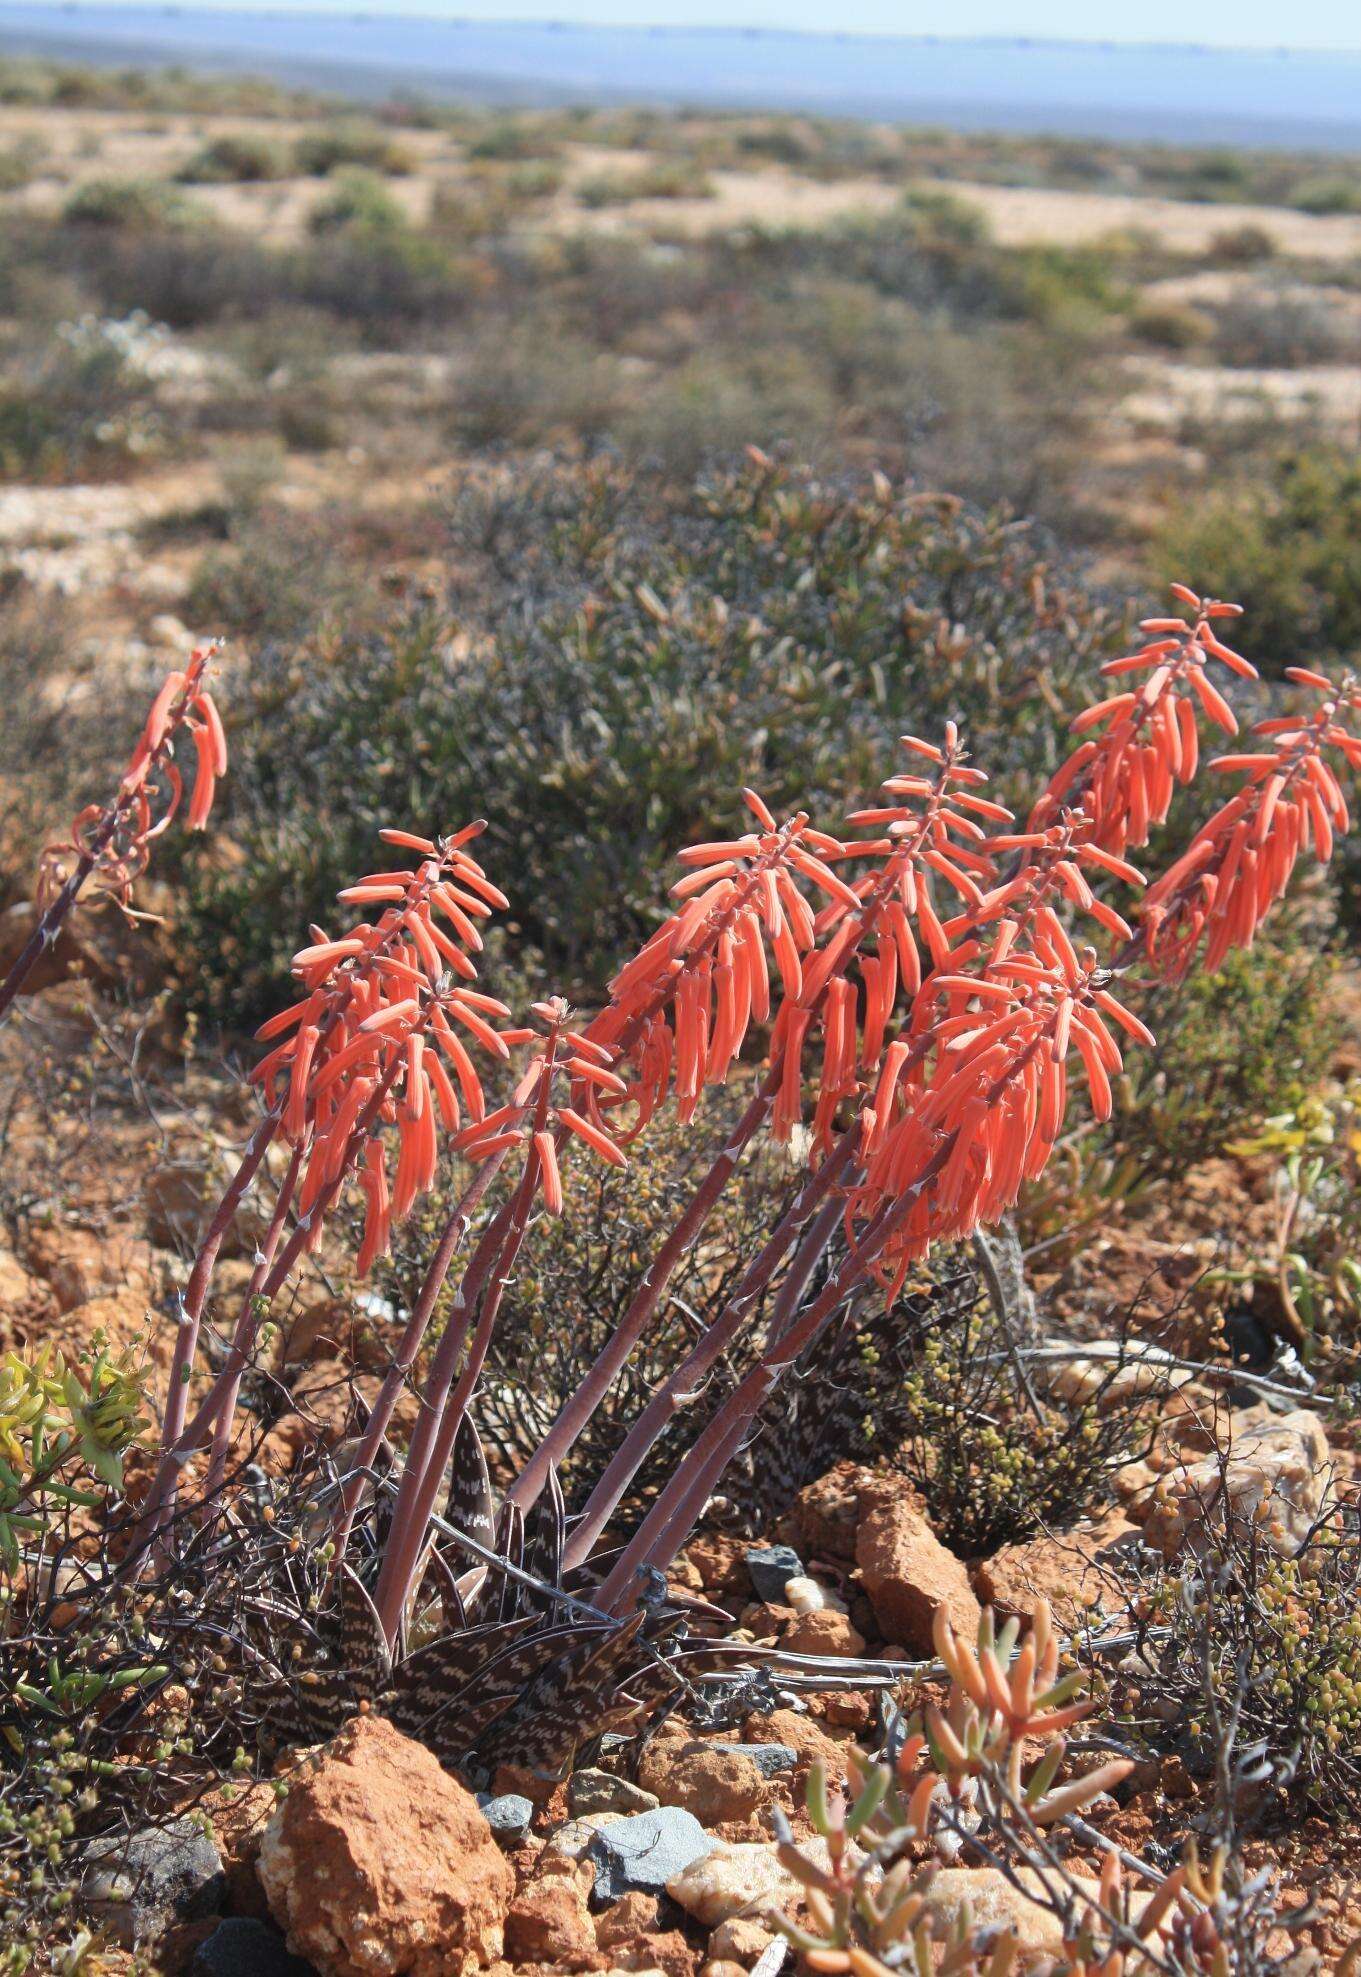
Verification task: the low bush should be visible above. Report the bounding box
[1129,297,1213,350]
[61,175,197,231]
[577,158,715,206]
[1157,446,1361,676]
[308,166,408,238]
[466,116,560,163]
[1111,920,1338,1177]
[293,120,413,177]
[177,456,1126,1019]
[0,312,159,480]
[1290,174,1361,215]
[1213,283,1353,367]
[177,130,290,183]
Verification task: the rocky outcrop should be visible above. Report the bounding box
[257,1716,513,1976]
[637,1736,769,1826]
[972,1510,1141,1630]
[1144,1408,1334,1559]
[854,1479,980,1652]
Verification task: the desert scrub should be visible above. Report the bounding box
[61,176,199,231]
[177,456,1127,1019]
[1157,446,1361,678]
[466,115,562,162]
[892,1299,1159,1554]
[293,120,413,177]
[1129,297,1213,351]
[1104,921,1338,1178]
[1126,1501,1361,1821]
[1218,1084,1361,1360]
[177,130,289,183]
[576,158,715,206]
[0,312,159,480]
[308,167,409,238]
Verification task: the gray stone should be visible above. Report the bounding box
[477,1792,534,1844]
[191,1917,316,1976]
[745,1545,803,1603]
[83,1815,226,1948]
[712,1742,798,1779]
[568,1768,660,1817]
[588,1806,713,1901]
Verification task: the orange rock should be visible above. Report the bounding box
[972,1511,1141,1631]
[22,1224,154,1315]
[605,1931,696,1977]
[791,1462,876,1561]
[854,1478,980,1653]
[742,1709,848,1783]
[55,1290,168,1369]
[505,1858,600,1971]
[779,1608,864,1657]
[637,1740,768,1825]
[595,1893,661,1950]
[257,1715,513,1976]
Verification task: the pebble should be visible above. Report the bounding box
[744,1545,803,1604]
[710,1742,798,1779]
[589,1807,713,1901]
[477,1792,535,1845]
[568,1769,661,1817]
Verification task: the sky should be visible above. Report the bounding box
[311,0,1360,45]
[30,0,1361,48]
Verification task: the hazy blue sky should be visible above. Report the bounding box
[344,2,1358,46]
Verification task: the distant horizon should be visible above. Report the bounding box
[4,0,1358,56]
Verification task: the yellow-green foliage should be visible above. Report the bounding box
[0,1341,147,1580]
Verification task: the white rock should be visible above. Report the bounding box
[783,1576,846,1616]
[668,1838,860,1927]
[1145,1408,1334,1560]
[544,1812,623,1859]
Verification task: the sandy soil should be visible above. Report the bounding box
[1122,355,1361,430]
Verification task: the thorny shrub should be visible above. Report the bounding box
[893,1296,1163,1555]
[1219,1083,1361,1358]
[1125,1488,1361,1824]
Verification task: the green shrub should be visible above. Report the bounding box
[177,130,289,183]
[1128,297,1213,350]
[577,158,714,207]
[1207,223,1276,265]
[0,137,43,192]
[61,175,196,230]
[1155,447,1361,676]
[308,166,407,237]
[1126,1494,1361,1817]
[0,313,158,480]
[177,455,1125,1020]
[1111,923,1338,1177]
[1213,286,1351,368]
[1290,175,1361,215]
[895,1295,1159,1554]
[293,120,412,177]
[466,117,560,162]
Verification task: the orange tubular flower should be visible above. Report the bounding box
[1031,586,1256,854]
[583,789,852,1136]
[37,644,227,917]
[247,823,513,1273]
[454,996,631,1215]
[1143,667,1361,981]
[847,944,1152,1296]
